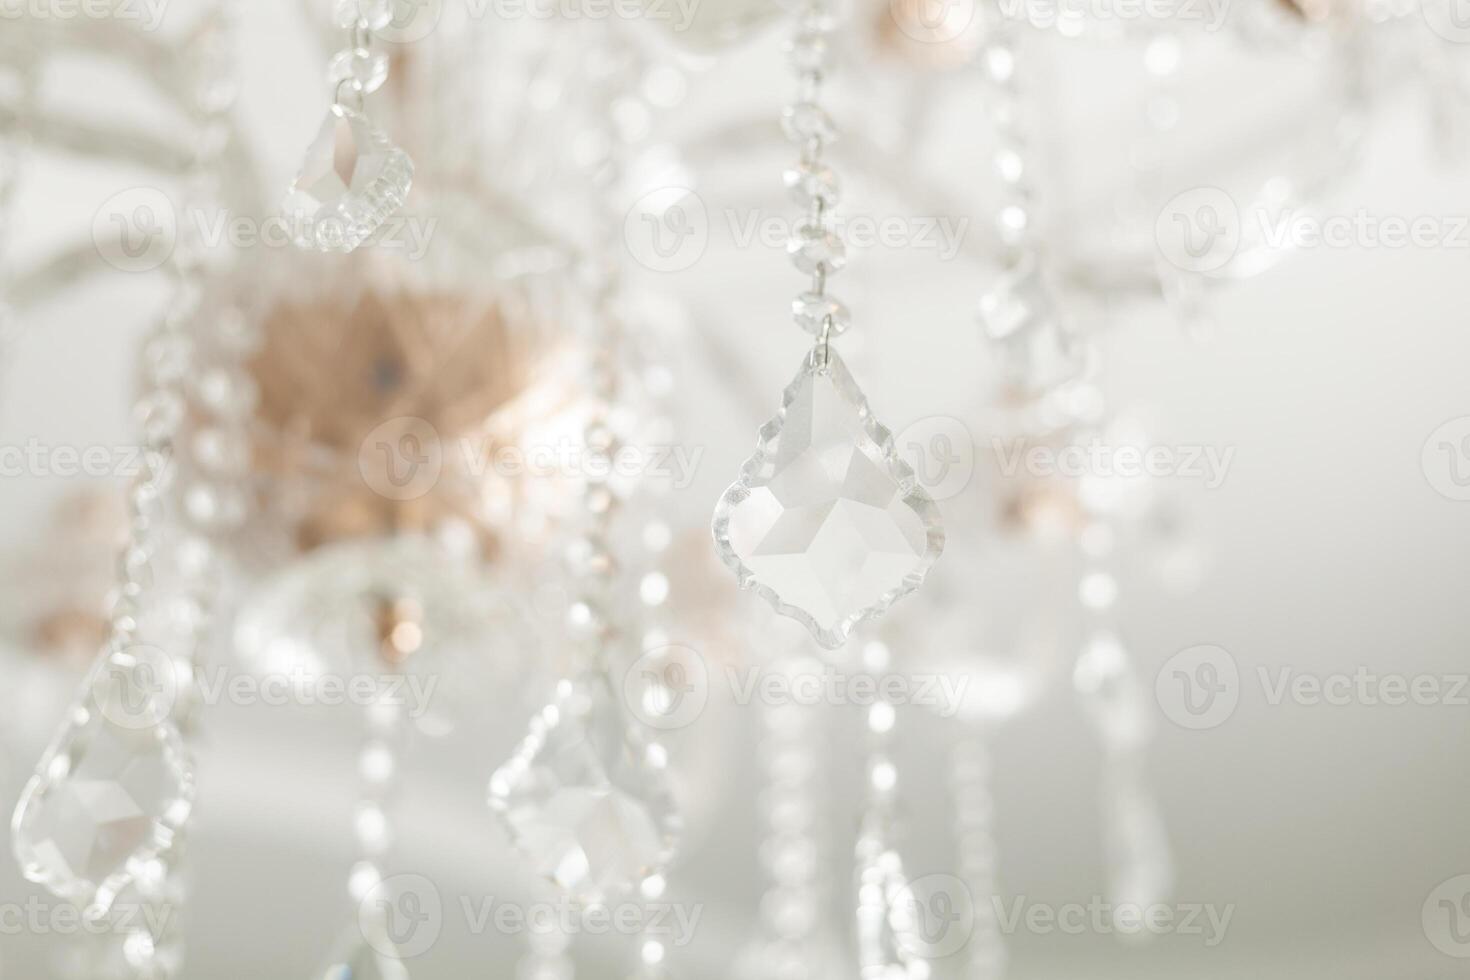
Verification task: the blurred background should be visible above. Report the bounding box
[0,0,1468,977]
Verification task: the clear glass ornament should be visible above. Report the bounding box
[488,671,680,905]
[712,348,944,649]
[282,104,413,253]
[11,652,194,918]
[979,255,1086,393]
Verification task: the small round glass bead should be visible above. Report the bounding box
[780,103,837,145]
[792,292,851,337]
[328,48,389,96]
[787,224,846,274]
[783,162,839,208]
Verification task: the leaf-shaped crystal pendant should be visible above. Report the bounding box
[12,652,194,918]
[488,672,680,905]
[282,103,413,253]
[712,348,944,649]
[317,923,410,980]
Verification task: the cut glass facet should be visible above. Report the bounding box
[282,104,413,253]
[712,348,943,649]
[488,673,680,905]
[11,654,194,918]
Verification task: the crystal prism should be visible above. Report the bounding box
[488,673,680,904]
[978,255,1085,392]
[282,103,413,253]
[318,923,410,980]
[12,654,194,918]
[711,348,944,649]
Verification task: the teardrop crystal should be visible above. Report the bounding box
[282,104,413,253]
[488,672,680,905]
[711,348,944,649]
[11,652,194,918]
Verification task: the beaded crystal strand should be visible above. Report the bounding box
[712,0,943,650]
[12,8,245,979]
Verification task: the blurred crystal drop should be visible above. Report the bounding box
[488,673,680,904]
[979,256,1086,393]
[854,824,923,980]
[712,349,944,649]
[283,104,413,253]
[12,656,193,918]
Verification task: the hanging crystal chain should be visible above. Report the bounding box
[108,5,246,976]
[739,651,828,980]
[950,736,1007,980]
[976,7,1085,393]
[783,0,850,349]
[1073,516,1174,914]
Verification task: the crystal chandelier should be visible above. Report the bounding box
[0,0,1430,976]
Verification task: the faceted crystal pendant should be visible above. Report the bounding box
[317,923,410,980]
[488,672,679,905]
[978,254,1086,393]
[12,653,194,918]
[711,348,944,649]
[282,103,413,253]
